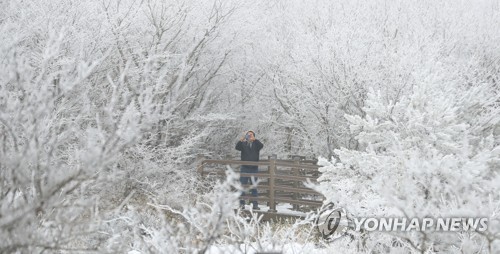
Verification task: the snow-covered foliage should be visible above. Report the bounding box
[1,0,499,253]
[316,48,500,253]
[0,0,241,252]
[248,0,500,160]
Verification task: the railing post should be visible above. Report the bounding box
[224,154,233,170]
[292,155,301,210]
[268,154,277,212]
[196,154,206,176]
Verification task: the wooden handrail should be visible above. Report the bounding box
[201,159,321,170]
[241,184,321,195]
[201,159,271,166]
[274,161,320,170]
[274,185,321,195]
[201,171,318,182]
[202,160,321,170]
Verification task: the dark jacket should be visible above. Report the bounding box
[235,140,264,161]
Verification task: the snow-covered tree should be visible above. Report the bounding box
[0,0,243,251]
[317,48,500,253]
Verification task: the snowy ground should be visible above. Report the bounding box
[205,243,331,254]
[240,203,312,217]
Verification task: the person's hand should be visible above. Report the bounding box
[240,136,245,142]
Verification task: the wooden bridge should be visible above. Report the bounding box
[197,154,324,220]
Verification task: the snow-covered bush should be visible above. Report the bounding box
[316,60,500,252]
[0,0,241,252]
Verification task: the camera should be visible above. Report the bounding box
[245,133,250,141]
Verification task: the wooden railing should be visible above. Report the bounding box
[197,154,323,213]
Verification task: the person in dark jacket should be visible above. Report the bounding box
[235,130,263,209]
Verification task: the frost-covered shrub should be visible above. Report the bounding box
[316,67,500,252]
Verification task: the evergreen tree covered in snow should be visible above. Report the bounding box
[317,59,500,252]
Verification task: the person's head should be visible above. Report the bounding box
[245,130,255,140]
